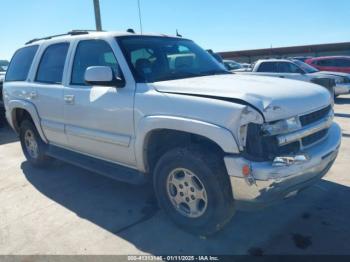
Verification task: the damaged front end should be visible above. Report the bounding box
[243,104,333,164]
[225,103,340,208]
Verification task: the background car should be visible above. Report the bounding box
[0,60,9,72]
[0,64,7,127]
[288,56,312,62]
[223,59,242,71]
[206,49,224,64]
[235,58,350,97]
[306,56,350,73]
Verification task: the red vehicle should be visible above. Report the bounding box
[305,56,350,73]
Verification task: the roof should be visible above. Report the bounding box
[306,56,350,60]
[219,42,350,58]
[24,30,181,46]
[255,58,291,63]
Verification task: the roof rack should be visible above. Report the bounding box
[25,30,104,45]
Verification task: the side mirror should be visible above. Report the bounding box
[84,66,125,88]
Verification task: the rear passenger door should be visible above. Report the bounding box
[63,39,136,167]
[315,59,337,72]
[33,42,70,146]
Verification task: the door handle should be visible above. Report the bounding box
[64,95,75,105]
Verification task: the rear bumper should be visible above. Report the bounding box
[335,83,350,95]
[224,122,341,209]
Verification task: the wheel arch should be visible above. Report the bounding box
[135,115,240,173]
[8,100,48,143]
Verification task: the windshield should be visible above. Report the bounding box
[293,59,319,73]
[117,36,229,82]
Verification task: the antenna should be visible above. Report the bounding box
[176,29,182,37]
[137,0,143,34]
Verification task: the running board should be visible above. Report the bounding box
[47,145,147,185]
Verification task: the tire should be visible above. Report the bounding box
[19,119,51,167]
[0,109,5,128]
[153,146,235,236]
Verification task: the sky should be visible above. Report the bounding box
[1,0,350,60]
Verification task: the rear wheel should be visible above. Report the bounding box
[19,120,51,167]
[153,146,235,236]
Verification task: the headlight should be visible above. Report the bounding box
[236,106,264,150]
[262,116,301,136]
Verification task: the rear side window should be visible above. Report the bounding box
[316,59,334,67]
[257,62,277,72]
[334,58,350,67]
[71,40,119,85]
[36,43,69,84]
[5,45,38,81]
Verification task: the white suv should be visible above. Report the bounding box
[3,30,341,235]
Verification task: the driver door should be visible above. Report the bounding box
[63,39,136,166]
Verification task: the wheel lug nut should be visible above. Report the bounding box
[186,197,190,202]
[179,184,183,189]
[190,187,194,192]
[184,182,189,186]
[191,195,195,200]
[180,192,184,197]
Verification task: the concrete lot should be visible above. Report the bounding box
[0,96,349,255]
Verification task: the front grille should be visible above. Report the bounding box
[299,105,331,127]
[302,129,328,147]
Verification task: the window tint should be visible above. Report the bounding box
[118,36,228,83]
[36,43,69,84]
[5,45,38,81]
[316,59,334,67]
[277,62,302,73]
[71,40,119,85]
[334,58,350,67]
[257,62,277,72]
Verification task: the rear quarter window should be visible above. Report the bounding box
[5,45,39,81]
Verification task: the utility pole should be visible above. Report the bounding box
[93,0,102,31]
[137,0,143,34]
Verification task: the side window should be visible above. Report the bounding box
[257,62,276,72]
[277,62,301,73]
[5,45,39,81]
[71,40,120,85]
[334,59,350,67]
[36,43,69,84]
[317,59,334,67]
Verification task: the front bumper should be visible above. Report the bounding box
[224,122,341,209]
[335,83,350,95]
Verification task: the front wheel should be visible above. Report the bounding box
[19,120,51,167]
[153,146,235,236]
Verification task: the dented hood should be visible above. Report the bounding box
[152,74,331,122]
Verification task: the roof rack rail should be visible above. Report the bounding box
[25,30,104,45]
